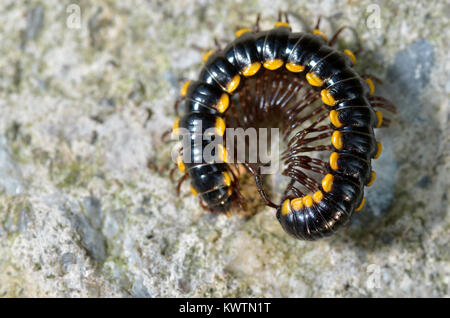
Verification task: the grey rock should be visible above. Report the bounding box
[0,137,25,195]
[21,5,44,49]
[0,0,448,297]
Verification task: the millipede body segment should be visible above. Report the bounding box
[171,15,392,240]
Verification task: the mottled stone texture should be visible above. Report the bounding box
[0,0,448,297]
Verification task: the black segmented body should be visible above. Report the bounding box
[174,23,382,240]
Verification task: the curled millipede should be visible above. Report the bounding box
[166,13,395,240]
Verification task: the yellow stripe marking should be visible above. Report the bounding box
[263,59,284,70]
[321,89,336,106]
[223,171,232,187]
[285,62,305,73]
[218,144,228,162]
[242,62,261,77]
[329,110,342,128]
[190,185,198,197]
[367,171,376,187]
[374,142,382,159]
[177,156,185,173]
[202,50,216,63]
[355,197,365,212]
[306,72,324,87]
[365,78,375,95]
[376,111,383,128]
[313,190,324,203]
[226,75,240,93]
[235,28,251,37]
[275,22,291,29]
[215,117,226,136]
[303,195,313,208]
[313,29,328,41]
[217,93,229,113]
[343,49,356,65]
[322,174,334,193]
[281,199,292,216]
[172,118,180,136]
[291,198,303,211]
[331,130,343,149]
[180,81,191,97]
[330,152,339,170]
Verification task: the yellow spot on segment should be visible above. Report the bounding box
[226,75,240,93]
[306,72,324,87]
[215,117,226,136]
[227,187,233,196]
[322,174,334,193]
[263,59,284,70]
[343,49,356,65]
[313,29,328,41]
[235,28,251,37]
[242,62,261,77]
[172,118,180,136]
[365,78,375,95]
[218,144,228,162]
[225,212,232,218]
[190,185,198,197]
[291,198,303,211]
[177,156,185,173]
[330,152,339,170]
[275,22,291,29]
[374,142,382,159]
[313,190,324,203]
[376,111,383,128]
[331,130,343,149]
[217,93,229,113]
[321,89,336,106]
[329,110,342,128]
[281,199,292,216]
[202,50,216,63]
[285,62,305,73]
[180,81,191,97]
[303,195,313,208]
[355,197,365,212]
[223,172,232,187]
[367,171,376,187]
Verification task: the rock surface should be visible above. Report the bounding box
[0,0,448,297]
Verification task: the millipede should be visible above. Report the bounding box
[166,13,395,241]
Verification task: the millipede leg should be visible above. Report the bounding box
[169,166,177,182]
[282,168,320,193]
[234,185,248,212]
[224,164,248,211]
[161,128,172,142]
[254,13,261,32]
[243,163,279,208]
[174,99,181,116]
[369,96,397,113]
[190,44,206,52]
[291,186,303,197]
[283,178,296,198]
[328,26,349,46]
[214,37,222,50]
[314,15,322,30]
[381,118,391,127]
[199,199,214,213]
[176,173,188,196]
[284,12,290,24]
